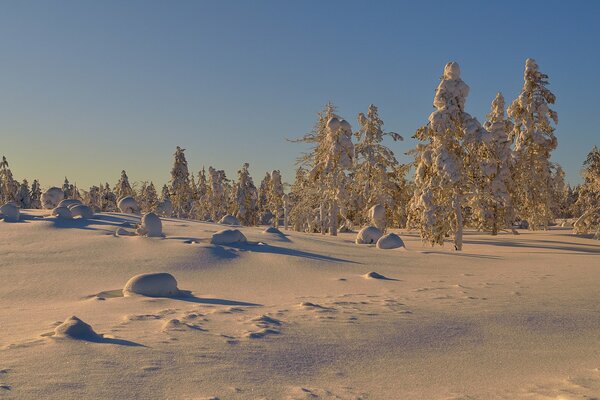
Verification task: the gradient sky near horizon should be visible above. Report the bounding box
[1,0,598,188]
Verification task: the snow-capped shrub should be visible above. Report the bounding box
[369,204,386,232]
[123,272,180,297]
[356,226,383,244]
[211,229,247,245]
[58,199,82,209]
[54,316,101,341]
[136,212,163,237]
[41,187,64,209]
[219,214,240,226]
[0,202,20,222]
[117,196,140,214]
[70,204,94,219]
[52,206,73,219]
[376,233,405,249]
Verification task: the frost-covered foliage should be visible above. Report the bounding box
[469,93,515,234]
[268,170,285,227]
[508,59,559,230]
[101,183,117,212]
[0,156,18,204]
[169,147,193,218]
[139,181,159,213]
[409,62,483,250]
[257,172,271,217]
[156,184,173,217]
[30,179,42,209]
[115,170,134,200]
[206,166,229,221]
[16,179,31,209]
[232,163,258,225]
[42,187,65,209]
[351,104,407,227]
[573,146,600,238]
[118,196,140,214]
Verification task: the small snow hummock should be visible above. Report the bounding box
[263,226,282,234]
[355,226,383,244]
[123,272,181,297]
[58,199,82,209]
[52,206,73,219]
[115,227,135,237]
[364,271,390,280]
[54,316,101,341]
[1,203,20,222]
[219,214,240,226]
[376,233,405,249]
[211,229,247,245]
[117,196,140,214]
[69,204,94,219]
[136,212,163,237]
[41,187,64,209]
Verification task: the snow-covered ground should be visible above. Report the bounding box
[1,210,599,399]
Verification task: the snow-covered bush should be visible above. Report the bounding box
[0,202,20,222]
[356,226,383,244]
[376,233,405,249]
[123,272,180,297]
[70,204,94,219]
[118,196,140,214]
[52,206,73,219]
[368,204,386,232]
[219,214,240,226]
[136,212,163,237]
[211,229,247,245]
[42,187,64,209]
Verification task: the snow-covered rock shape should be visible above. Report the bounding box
[376,233,405,249]
[219,214,240,226]
[1,203,20,222]
[52,206,73,219]
[123,272,180,297]
[58,199,82,209]
[69,204,94,219]
[54,316,101,341]
[263,226,282,234]
[356,226,383,244]
[369,204,386,232]
[117,196,140,214]
[115,227,135,236]
[41,187,64,209]
[211,229,247,245]
[136,212,163,237]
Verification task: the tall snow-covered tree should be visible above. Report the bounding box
[0,156,18,203]
[257,172,272,216]
[507,58,559,230]
[469,92,515,235]
[169,146,193,218]
[232,163,258,225]
[206,166,229,221]
[87,185,101,211]
[115,170,134,200]
[409,61,484,250]
[30,179,42,209]
[101,183,117,211]
[139,181,159,212]
[288,166,318,232]
[268,170,285,227]
[16,179,31,208]
[352,104,404,226]
[573,146,600,238]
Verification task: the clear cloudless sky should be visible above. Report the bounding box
[0,0,598,188]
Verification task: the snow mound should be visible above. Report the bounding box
[115,227,135,236]
[376,233,405,249]
[364,271,389,280]
[58,199,82,209]
[263,226,282,234]
[368,204,386,231]
[136,212,163,237]
[123,272,180,297]
[219,214,240,226]
[69,204,94,219]
[52,206,73,219]
[356,226,383,244]
[118,196,140,214]
[54,316,101,341]
[41,187,64,209]
[1,203,20,222]
[211,229,247,245]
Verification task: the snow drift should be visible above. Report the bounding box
[54,316,101,341]
[356,226,383,244]
[376,233,405,249]
[52,206,73,219]
[219,214,240,226]
[211,229,247,245]
[123,272,181,297]
[70,204,94,219]
[1,203,20,222]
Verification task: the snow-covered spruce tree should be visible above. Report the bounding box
[139,181,159,213]
[101,183,117,211]
[16,179,31,208]
[115,170,134,200]
[0,156,19,203]
[288,166,318,232]
[573,146,600,238]
[232,163,258,225]
[206,167,229,221]
[268,170,285,227]
[169,146,194,218]
[469,92,515,235]
[192,167,210,220]
[87,185,101,211]
[507,58,559,230]
[30,179,42,209]
[62,177,73,199]
[257,172,271,217]
[352,104,405,227]
[409,61,484,250]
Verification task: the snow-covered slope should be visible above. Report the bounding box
[1,210,600,399]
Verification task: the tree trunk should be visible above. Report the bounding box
[453,195,463,251]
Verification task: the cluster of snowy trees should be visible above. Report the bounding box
[2,58,598,246]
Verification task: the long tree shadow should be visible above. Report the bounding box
[464,238,600,255]
[223,242,358,264]
[88,289,261,307]
[420,251,502,259]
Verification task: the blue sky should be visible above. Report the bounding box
[0,0,598,188]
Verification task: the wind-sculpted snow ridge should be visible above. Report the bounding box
[123,272,181,297]
[211,229,247,245]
